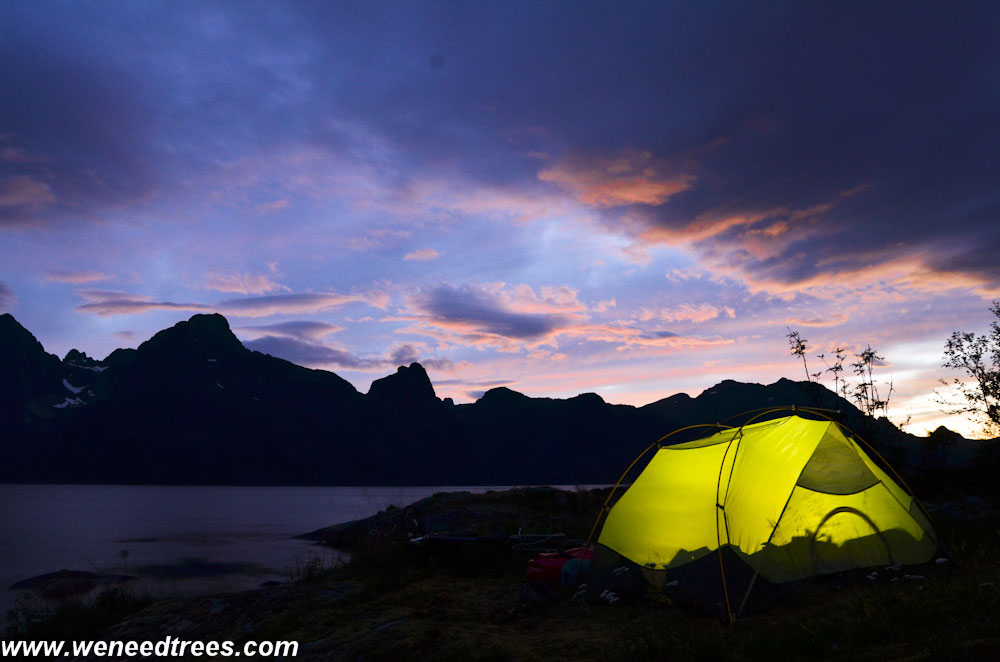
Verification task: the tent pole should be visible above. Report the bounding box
[715,427,743,625]
[737,567,760,620]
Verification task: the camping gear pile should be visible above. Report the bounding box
[520,546,593,601]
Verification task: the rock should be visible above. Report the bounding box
[299,486,611,550]
[9,569,136,600]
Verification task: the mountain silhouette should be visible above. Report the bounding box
[0,313,65,429]
[0,313,942,486]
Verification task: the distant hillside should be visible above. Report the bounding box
[0,313,982,486]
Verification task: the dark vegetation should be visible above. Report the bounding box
[939,300,1000,437]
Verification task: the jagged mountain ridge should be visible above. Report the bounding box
[0,313,959,485]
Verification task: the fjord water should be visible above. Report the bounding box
[0,484,515,611]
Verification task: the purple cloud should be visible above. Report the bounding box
[0,281,15,311]
[244,335,383,370]
[75,290,210,317]
[44,270,113,284]
[244,335,454,372]
[413,285,567,340]
[237,320,344,341]
[75,291,384,318]
[205,270,286,295]
[387,343,454,371]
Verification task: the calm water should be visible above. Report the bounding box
[0,484,525,611]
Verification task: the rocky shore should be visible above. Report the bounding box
[299,485,611,550]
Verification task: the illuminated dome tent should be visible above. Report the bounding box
[589,411,938,620]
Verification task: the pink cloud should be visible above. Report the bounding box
[0,281,15,311]
[205,270,287,295]
[538,150,695,207]
[76,290,211,317]
[659,303,726,323]
[785,313,849,327]
[203,143,574,240]
[735,254,1000,301]
[44,270,113,284]
[620,183,1000,303]
[493,283,589,315]
[395,283,597,352]
[243,335,459,373]
[558,323,733,352]
[639,211,765,246]
[236,320,344,341]
[397,178,571,225]
[75,290,387,318]
[403,248,440,261]
[593,298,616,312]
[218,293,379,318]
[0,175,56,208]
[394,282,733,357]
[256,198,289,214]
[347,228,413,251]
[1,146,47,164]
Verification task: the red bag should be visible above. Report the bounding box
[525,547,594,588]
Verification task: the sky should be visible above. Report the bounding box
[2,1,999,437]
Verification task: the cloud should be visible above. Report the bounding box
[44,269,112,284]
[217,293,375,318]
[554,322,732,353]
[1,146,47,164]
[0,175,56,208]
[386,343,455,371]
[435,377,517,389]
[395,282,734,357]
[0,175,56,225]
[392,283,609,353]
[243,335,455,372]
[205,270,287,295]
[2,0,997,429]
[409,284,569,342]
[498,284,589,315]
[75,290,384,318]
[244,335,383,370]
[3,0,997,307]
[256,199,289,214]
[347,227,413,251]
[75,290,211,317]
[538,150,695,208]
[639,303,735,324]
[785,313,849,328]
[403,248,440,261]
[434,376,518,400]
[0,281,14,311]
[237,320,343,341]
[0,20,156,228]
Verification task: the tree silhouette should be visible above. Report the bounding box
[940,300,1000,437]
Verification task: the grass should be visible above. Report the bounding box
[285,549,342,584]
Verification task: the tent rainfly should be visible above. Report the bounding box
[592,412,938,618]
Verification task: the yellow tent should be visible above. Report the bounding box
[595,413,937,616]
